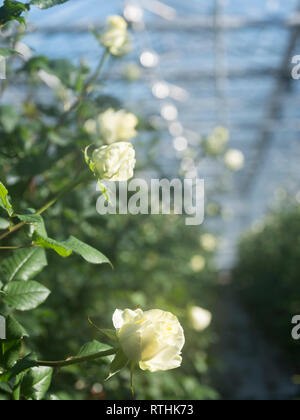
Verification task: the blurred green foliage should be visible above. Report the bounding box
[234,206,300,363]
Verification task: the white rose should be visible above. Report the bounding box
[200,233,217,252]
[99,108,138,144]
[84,119,97,135]
[113,308,185,373]
[190,255,205,272]
[91,142,136,182]
[99,15,131,56]
[189,306,212,332]
[224,149,244,171]
[207,126,229,155]
[123,63,141,82]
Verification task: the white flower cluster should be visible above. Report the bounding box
[99,15,131,56]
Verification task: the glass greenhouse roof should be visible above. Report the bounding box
[16,0,300,267]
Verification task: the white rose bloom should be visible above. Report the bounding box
[189,306,212,332]
[92,142,136,182]
[224,149,244,171]
[113,308,185,373]
[99,108,138,144]
[99,15,131,56]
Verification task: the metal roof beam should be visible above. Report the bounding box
[25,14,300,34]
[240,6,300,196]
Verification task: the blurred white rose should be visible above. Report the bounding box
[99,108,138,144]
[224,149,244,171]
[206,126,229,155]
[189,306,212,332]
[113,308,185,373]
[200,233,217,252]
[99,15,131,56]
[123,63,141,82]
[84,119,97,135]
[91,142,136,181]
[190,255,206,272]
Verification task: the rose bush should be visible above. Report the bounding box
[0,0,235,401]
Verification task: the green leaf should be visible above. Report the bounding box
[18,214,71,257]
[4,315,28,340]
[0,354,37,383]
[106,348,128,381]
[0,316,29,380]
[48,58,80,89]
[16,214,43,224]
[0,181,13,217]
[12,354,37,377]
[30,0,69,9]
[17,216,111,264]
[88,319,118,346]
[0,248,48,283]
[0,48,20,58]
[16,213,46,235]
[18,214,72,257]
[0,1,29,26]
[0,382,11,394]
[12,375,22,401]
[0,340,21,371]
[21,366,53,400]
[33,234,72,258]
[3,281,51,311]
[63,236,112,266]
[77,340,112,358]
[21,56,50,74]
[0,106,19,134]
[99,329,118,345]
[0,105,19,133]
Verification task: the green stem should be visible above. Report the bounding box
[0,51,109,243]
[0,222,27,242]
[0,26,25,100]
[36,169,91,215]
[56,50,109,128]
[84,49,109,89]
[0,169,91,242]
[130,361,136,399]
[0,245,34,250]
[37,348,117,368]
